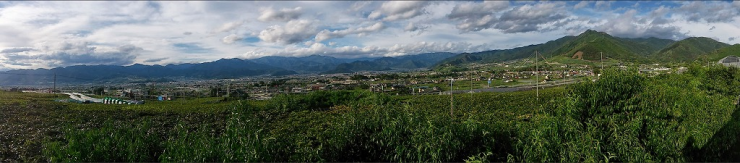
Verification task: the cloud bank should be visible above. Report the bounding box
[0,1,738,70]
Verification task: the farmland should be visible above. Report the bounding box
[1,64,740,162]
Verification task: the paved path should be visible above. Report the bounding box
[64,93,103,103]
[441,78,582,95]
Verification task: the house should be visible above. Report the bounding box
[414,86,429,93]
[719,56,740,67]
[292,87,305,93]
[309,84,326,91]
[390,84,406,91]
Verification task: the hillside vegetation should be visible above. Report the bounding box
[435,36,576,67]
[705,44,740,61]
[653,37,729,62]
[434,30,738,68]
[549,30,673,62]
[2,64,739,162]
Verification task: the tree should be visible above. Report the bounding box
[209,87,222,97]
[93,87,105,95]
[351,75,369,80]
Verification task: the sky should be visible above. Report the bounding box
[1,1,740,71]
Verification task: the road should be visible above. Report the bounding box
[441,78,582,95]
[64,93,103,103]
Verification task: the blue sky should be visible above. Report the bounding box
[0,1,739,70]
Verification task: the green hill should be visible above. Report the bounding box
[653,37,729,62]
[434,30,676,68]
[704,44,740,61]
[322,52,456,74]
[620,37,677,53]
[550,30,673,62]
[435,36,576,67]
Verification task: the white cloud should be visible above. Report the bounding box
[214,21,243,33]
[222,34,243,44]
[447,2,567,33]
[0,47,34,53]
[368,1,431,21]
[1,41,142,68]
[1,1,739,70]
[595,9,686,40]
[574,1,590,9]
[258,7,302,22]
[405,22,418,32]
[495,2,568,33]
[447,1,509,32]
[258,20,317,44]
[595,1,612,9]
[244,41,491,59]
[675,1,739,23]
[315,22,386,42]
[348,1,372,12]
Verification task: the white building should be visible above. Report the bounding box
[719,56,740,67]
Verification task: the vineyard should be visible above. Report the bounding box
[2,64,740,162]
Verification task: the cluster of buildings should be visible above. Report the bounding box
[8,55,723,102]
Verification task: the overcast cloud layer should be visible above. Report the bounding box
[1,1,740,70]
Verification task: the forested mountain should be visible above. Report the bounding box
[434,29,736,67]
[652,37,729,62]
[2,29,734,86]
[323,52,456,74]
[0,53,455,86]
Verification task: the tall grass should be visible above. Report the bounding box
[43,120,161,162]
[40,65,740,162]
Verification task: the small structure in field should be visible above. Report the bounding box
[719,56,740,68]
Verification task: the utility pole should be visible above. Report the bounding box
[601,52,604,72]
[488,77,491,88]
[535,51,539,100]
[450,78,454,118]
[53,72,56,94]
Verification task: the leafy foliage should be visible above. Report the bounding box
[653,37,729,62]
[5,65,740,162]
[512,66,740,162]
[706,44,740,61]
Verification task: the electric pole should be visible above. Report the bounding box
[53,72,56,94]
[535,51,539,100]
[601,52,604,72]
[450,78,454,118]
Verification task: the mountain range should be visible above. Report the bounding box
[436,29,731,67]
[1,29,737,86]
[0,53,455,86]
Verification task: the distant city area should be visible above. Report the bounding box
[3,1,740,162]
[2,60,692,102]
[2,29,738,104]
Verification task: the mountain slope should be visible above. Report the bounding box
[705,44,740,61]
[652,37,729,62]
[323,52,455,74]
[435,36,577,67]
[620,37,676,53]
[0,53,454,85]
[250,55,362,73]
[435,30,676,67]
[0,58,292,86]
[549,30,674,62]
